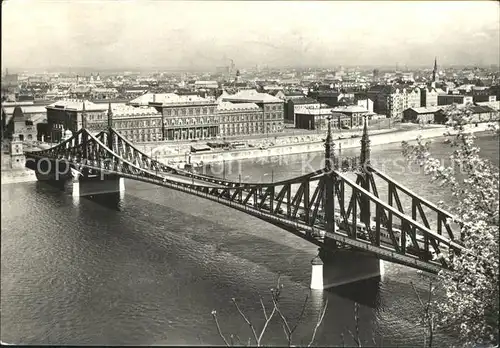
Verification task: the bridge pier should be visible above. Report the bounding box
[310,247,384,290]
[32,158,125,197]
[69,175,125,197]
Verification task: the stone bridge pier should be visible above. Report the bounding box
[70,174,125,197]
[310,247,385,290]
[29,157,125,197]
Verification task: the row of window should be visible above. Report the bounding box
[121,133,161,143]
[265,113,281,120]
[163,106,216,117]
[121,128,161,136]
[111,119,162,128]
[218,113,263,122]
[265,104,283,111]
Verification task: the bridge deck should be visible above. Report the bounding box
[110,169,444,274]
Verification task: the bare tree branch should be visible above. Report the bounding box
[347,329,360,347]
[211,310,230,347]
[232,298,259,345]
[233,334,243,346]
[411,282,426,312]
[259,295,268,321]
[291,293,310,333]
[307,298,329,347]
[257,298,277,345]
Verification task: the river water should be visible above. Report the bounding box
[1,133,498,346]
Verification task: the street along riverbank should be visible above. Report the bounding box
[153,123,494,166]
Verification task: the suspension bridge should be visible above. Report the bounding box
[24,114,464,288]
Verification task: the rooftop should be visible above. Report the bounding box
[222,89,282,103]
[475,101,500,111]
[295,107,334,116]
[131,93,213,106]
[331,105,369,113]
[291,97,319,105]
[217,101,260,112]
[2,104,48,115]
[407,106,442,114]
[112,105,160,117]
[46,99,107,111]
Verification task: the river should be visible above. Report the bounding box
[1,133,498,346]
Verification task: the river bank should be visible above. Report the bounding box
[2,122,494,185]
[1,169,37,185]
[154,123,495,166]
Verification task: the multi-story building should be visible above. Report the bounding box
[308,90,342,107]
[353,93,374,113]
[294,107,359,130]
[285,97,319,124]
[437,94,474,106]
[330,105,368,128]
[406,87,421,109]
[104,104,163,143]
[472,94,497,103]
[368,85,412,119]
[45,99,108,142]
[295,107,333,130]
[149,94,219,141]
[45,99,164,143]
[217,102,263,137]
[420,86,439,107]
[221,90,284,134]
[4,106,37,142]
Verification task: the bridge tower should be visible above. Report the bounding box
[324,116,337,246]
[81,101,87,129]
[107,102,113,149]
[359,115,371,227]
[311,114,383,290]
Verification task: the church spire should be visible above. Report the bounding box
[432,57,438,82]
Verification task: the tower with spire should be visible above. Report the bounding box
[432,57,438,83]
[324,116,335,172]
[359,116,371,169]
[107,102,113,129]
[107,102,113,149]
[81,101,87,129]
[359,115,371,227]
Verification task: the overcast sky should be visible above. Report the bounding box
[2,0,499,70]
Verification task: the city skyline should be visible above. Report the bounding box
[2,1,500,71]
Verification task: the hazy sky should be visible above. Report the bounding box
[2,0,499,70]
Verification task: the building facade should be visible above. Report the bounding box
[406,87,421,109]
[285,97,320,124]
[403,106,441,124]
[221,90,284,134]
[330,105,368,128]
[420,87,439,107]
[150,94,219,141]
[435,105,499,124]
[217,102,263,137]
[5,106,37,142]
[294,108,358,130]
[45,99,107,142]
[437,94,474,106]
